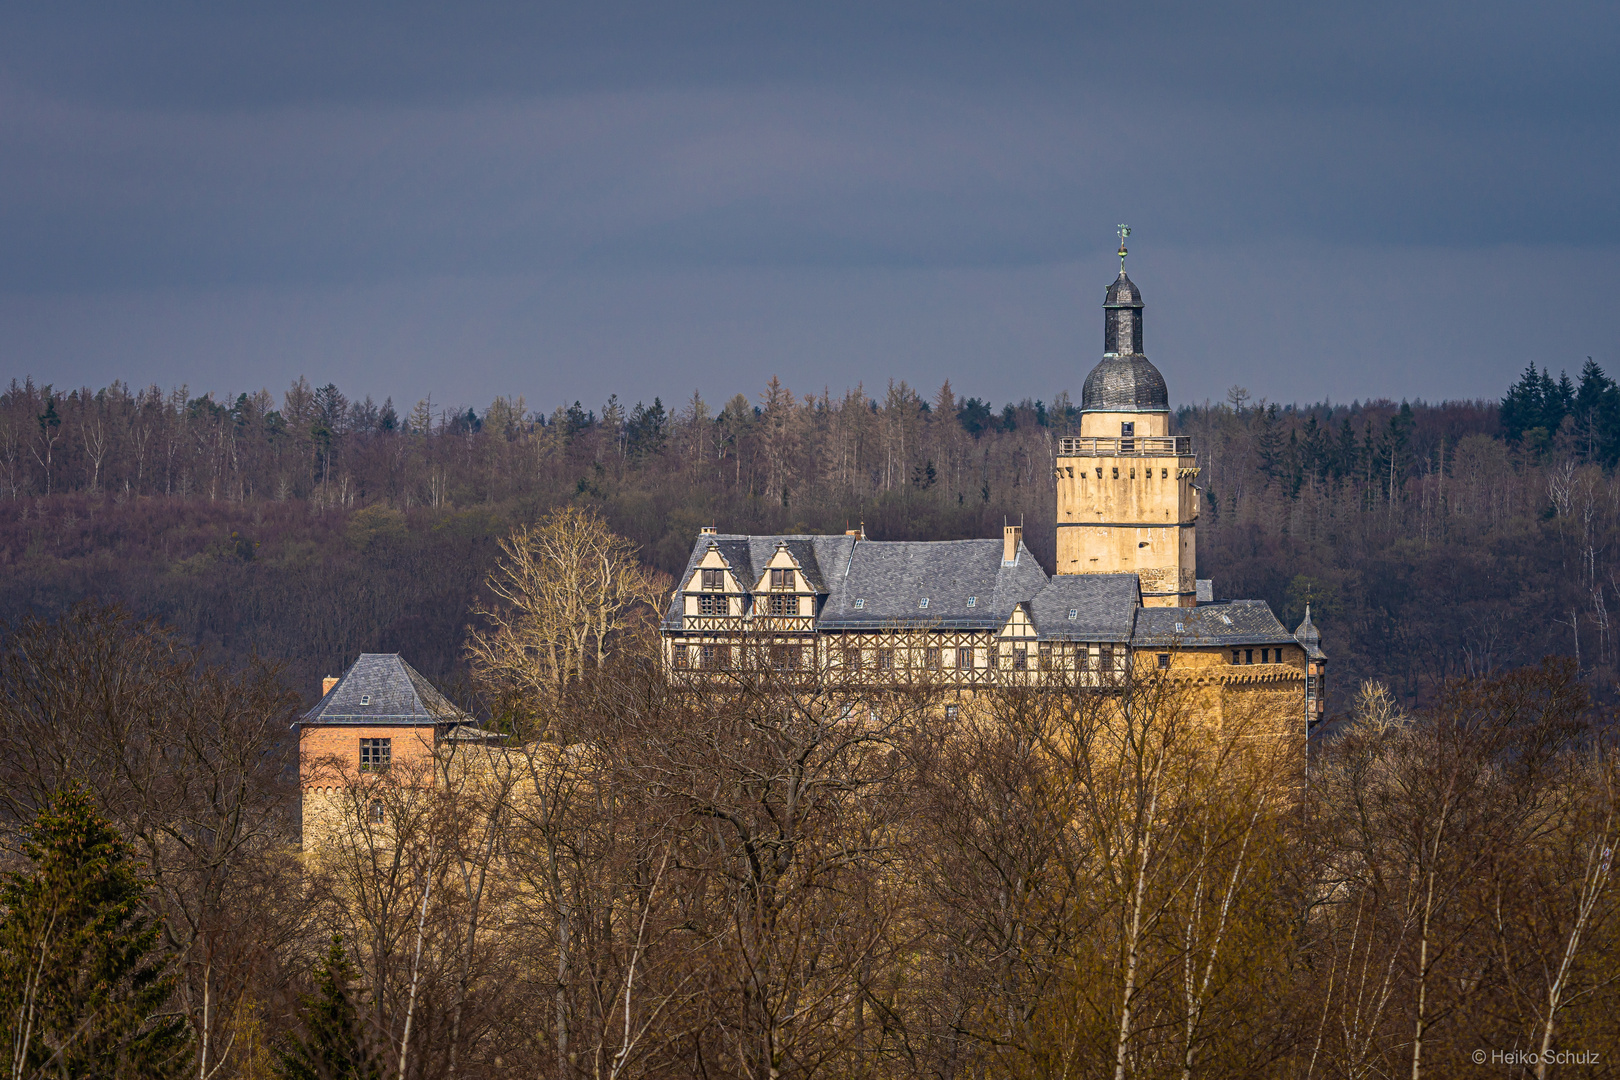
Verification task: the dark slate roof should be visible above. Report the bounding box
[820,539,1049,630]
[1132,601,1298,647]
[1081,355,1169,413]
[1025,575,1140,640]
[663,533,1052,632]
[1104,271,1144,308]
[1294,605,1327,660]
[302,653,470,725]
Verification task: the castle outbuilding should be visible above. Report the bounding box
[297,652,487,837]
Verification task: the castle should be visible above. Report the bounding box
[298,248,1326,829]
[658,251,1326,726]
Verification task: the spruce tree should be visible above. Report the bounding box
[275,937,384,1080]
[0,786,190,1079]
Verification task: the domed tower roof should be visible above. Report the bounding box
[1081,268,1169,413]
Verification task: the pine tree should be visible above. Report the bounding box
[0,787,190,1080]
[1256,403,1284,479]
[276,937,385,1080]
[1500,363,1544,443]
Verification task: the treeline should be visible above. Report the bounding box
[7,366,1620,707]
[0,607,1615,1078]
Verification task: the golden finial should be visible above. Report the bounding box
[1116,224,1130,273]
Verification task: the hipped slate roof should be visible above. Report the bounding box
[665,530,1304,649]
[1025,574,1141,641]
[302,653,471,726]
[1132,601,1297,647]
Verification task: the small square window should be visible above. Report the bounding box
[966,596,977,608]
[854,598,865,609]
[1157,653,1171,669]
[919,597,929,609]
[945,704,959,721]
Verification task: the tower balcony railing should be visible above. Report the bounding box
[1057,435,1191,457]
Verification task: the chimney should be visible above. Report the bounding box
[1003,524,1022,565]
[322,676,339,697]
[699,526,717,535]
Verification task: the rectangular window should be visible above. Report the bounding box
[945,704,959,721]
[701,568,723,590]
[768,644,803,671]
[1100,644,1114,671]
[673,646,690,669]
[768,593,797,616]
[1157,653,1171,669]
[1013,648,1028,671]
[876,648,894,671]
[699,593,724,616]
[924,647,941,670]
[1306,678,1317,701]
[370,799,385,824]
[359,738,391,772]
[844,647,863,670]
[1038,643,1052,670]
[1231,649,1241,665]
[700,644,729,670]
[956,647,973,670]
[1245,649,1254,664]
[770,568,793,590]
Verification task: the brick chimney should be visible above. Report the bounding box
[1003,524,1022,565]
[322,676,339,697]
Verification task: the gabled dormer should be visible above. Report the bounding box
[998,602,1037,640]
[753,542,820,619]
[682,542,745,619]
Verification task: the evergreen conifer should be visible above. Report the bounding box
[275,937,384,1080]
[0,787,189,1079]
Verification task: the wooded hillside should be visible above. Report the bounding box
[5,362,1619,710]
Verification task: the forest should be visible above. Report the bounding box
[4,359,1620,711]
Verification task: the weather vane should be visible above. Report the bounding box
[1116,224,1130,273]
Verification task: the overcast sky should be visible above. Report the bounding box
[1,0,1616,416]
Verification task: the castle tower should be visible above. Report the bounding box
[1054,236,1199,605]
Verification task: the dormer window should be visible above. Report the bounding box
[966,597,977,608]
[769,568,793,590]
[1174,623,1185,634]
[1068,609,1078,620]
[359,695,371,705]
[854,598,865,609]
[919,598,929,609]
[701,568,724,590]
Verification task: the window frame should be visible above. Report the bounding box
[359,737,392,773]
